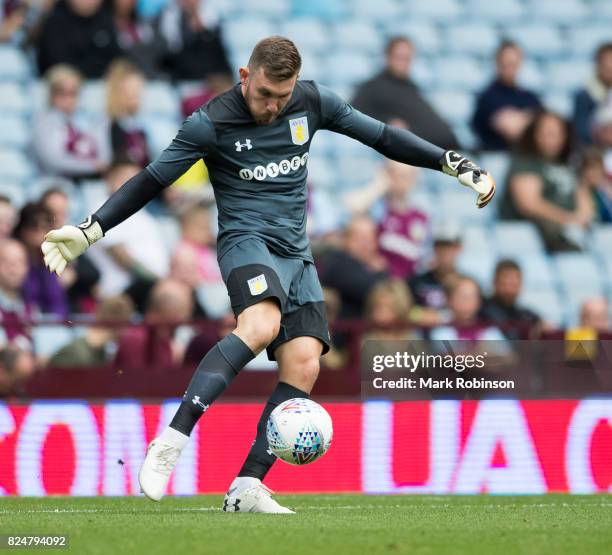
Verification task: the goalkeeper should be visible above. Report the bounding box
[41,36,495,513]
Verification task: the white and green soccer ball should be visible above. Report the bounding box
[266,398,333,465]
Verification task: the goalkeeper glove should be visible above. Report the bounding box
[441,151,496,209]
[41,216,104,276]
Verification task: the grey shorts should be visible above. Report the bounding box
[218,237,330,361]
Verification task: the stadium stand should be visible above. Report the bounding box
[1,0,612,382]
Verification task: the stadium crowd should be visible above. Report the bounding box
[1,0,612,395]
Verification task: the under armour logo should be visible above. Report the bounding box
[192,395,209,412]
[223,498,241,512]
[77,216,92,229]
[444,150,465,172]
[235,139,252,152]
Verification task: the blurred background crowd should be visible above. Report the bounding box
[1,0,612,395]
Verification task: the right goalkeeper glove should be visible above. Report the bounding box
[440,151,496,209]
[41,216,104,276]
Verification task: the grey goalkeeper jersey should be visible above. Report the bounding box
[146,81,385,262]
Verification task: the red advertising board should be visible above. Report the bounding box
[0,400,611,495]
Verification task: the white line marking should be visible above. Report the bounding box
[2,502,612,514]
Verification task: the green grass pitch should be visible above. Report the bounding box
[1,495,611,555]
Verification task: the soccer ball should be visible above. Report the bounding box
[266,398,333,465]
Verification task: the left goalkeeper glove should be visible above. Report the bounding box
[41,216,103,276]
[440,151,496,209]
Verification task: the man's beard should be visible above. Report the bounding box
[255,115,274,125]
[244,89,276,125]
[253,112,276,125]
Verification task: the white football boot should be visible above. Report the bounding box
[138,428,189,501]
[222,477,295,514]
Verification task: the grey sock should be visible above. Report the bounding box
[169,333,254,435]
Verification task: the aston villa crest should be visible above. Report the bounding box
[289,116,309,145]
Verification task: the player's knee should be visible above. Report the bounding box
[299,356,320,387]
[235,300,281,351]
[236,320,280,352]
[256,320,281,349]
[286,354,320,391]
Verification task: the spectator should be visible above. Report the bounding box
[345,159,428,280]
[183,310,235,367]
[320,286,348,370]
[115,278,194,368]
[131,240,224,319]
[407,221,461,325]
[40,187,69,228]
[480,259,540,338]
[154,0,232,81]
[318,215,389,319]
[180,74,234,119]
[0,239,33,350]
[0,0,53,45]
[351,36,459,149]
[32,65,111,178]
[49,294,134,366]
[0,345,36,397]
[543,297,611,343]
[87,160,170,302]
[111,0,143,48]
[559,297,612,392]
[360,279,418,383]
[430,275,505,341]
[110,0,159,77]
[105,59,150,168]
[175,201,222,285]
[577,147,611,223]
[167,247,205,315]
[13,203,69,318]
[0,196,16,240]
[592,103,612,177]
[175,200,229,317]
[579,297,610,334]
[472,41,542,151]
[0,0,26,43]
[573,42,612,145]
[40,188,101,312]
[37,0,120,78]
[499,111,594,252]
[364,279,417,341]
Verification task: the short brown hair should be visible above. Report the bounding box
[96,294,134,322]
[579,146,604,173]
[385,36,412,56]
[595,42,612,62]
[40,187,68,205]
[496,39,521,60]
[494,259,521,277]
[248,36,301,80]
